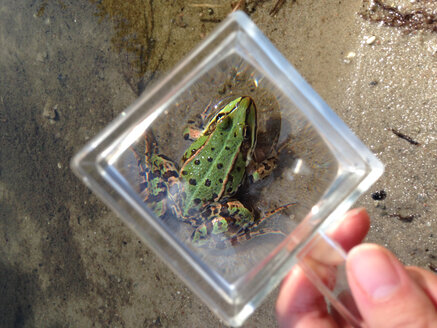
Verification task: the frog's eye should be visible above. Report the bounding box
[215,113,226,121]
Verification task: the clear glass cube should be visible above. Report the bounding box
[71,11,383,327]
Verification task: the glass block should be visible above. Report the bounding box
[71,11,383,327]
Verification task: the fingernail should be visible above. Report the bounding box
[349,246,401,301]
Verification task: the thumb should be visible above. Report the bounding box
[346,244,437,328]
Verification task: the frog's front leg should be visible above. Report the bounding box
[182,125,203,141]
[247,157,279,183]
[182,99,215,141]
[247,135,293,183]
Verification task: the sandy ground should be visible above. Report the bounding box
[0,0,436,327]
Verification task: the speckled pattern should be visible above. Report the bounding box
[0,0,435,327]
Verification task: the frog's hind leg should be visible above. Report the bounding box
[191,218,285,249]
[229,202,297,246]
[132,130,180,219]
[189,201,254,248]
[132,146,169,217]
[260,202,297,222]
[248,135,294,183]
[190,201,296,248]
[230,226,285,246]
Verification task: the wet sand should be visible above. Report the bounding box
[0,1,435,326]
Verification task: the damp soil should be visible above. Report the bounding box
[0,0,436,327]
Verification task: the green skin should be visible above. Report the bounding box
[138,96,289,248]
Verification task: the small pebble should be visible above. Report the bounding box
[42,98,59,122]
[43,99,57,120]
[36,52,48,62]
[366,35,376,45]
[346,51,356,59]
[344,52,356,64]
[371,190,387,200]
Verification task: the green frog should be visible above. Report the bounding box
[137,96,293,248]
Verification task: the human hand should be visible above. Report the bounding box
[276,208,437,328]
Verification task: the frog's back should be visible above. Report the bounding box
[180,97,257,215]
